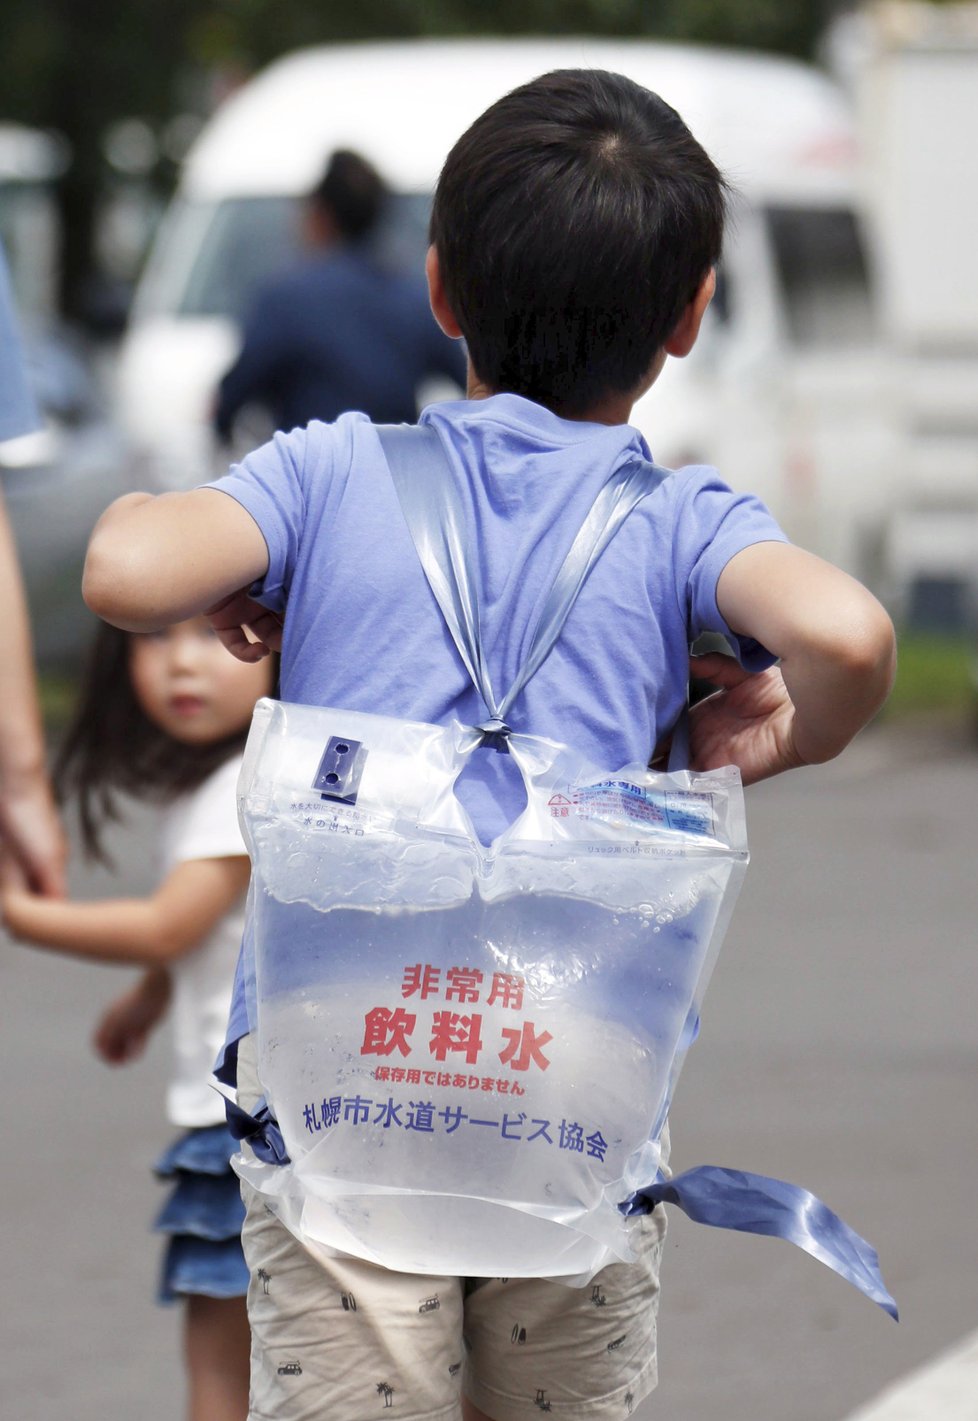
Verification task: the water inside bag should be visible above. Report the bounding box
[236,698,748,1279]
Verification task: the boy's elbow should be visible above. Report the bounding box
[83,495,159,627]
[82,539,117,621]
[83,541,143,627]
[842,600,897,698]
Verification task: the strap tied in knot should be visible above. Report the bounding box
[475,717,512,753]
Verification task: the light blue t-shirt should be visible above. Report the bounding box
[0,243,40,442]
[209,394,788,1076]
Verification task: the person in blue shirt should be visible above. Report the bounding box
[85,70,895,1421]
[0,240,66,897]
[213,148,466,442]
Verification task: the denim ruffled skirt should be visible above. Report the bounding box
[153,1123,249,1303]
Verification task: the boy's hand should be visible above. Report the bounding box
[94,968,172,1065]
[687,652,807,786]
[206,589,283,662]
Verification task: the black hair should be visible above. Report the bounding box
[430,68,728,415]
[54,621,273,864]
[311,148,388,242]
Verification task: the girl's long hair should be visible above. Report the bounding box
[54,620,264,863]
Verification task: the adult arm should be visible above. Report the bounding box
[0,492,67,894]
[2,854,251,966]
[0,243,66,894]
[690,541,896,784]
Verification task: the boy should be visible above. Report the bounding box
[85,69,895,1421]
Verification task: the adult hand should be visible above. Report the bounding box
[206,589,282,663]
[687,652,807,787]
[0,768,67,896]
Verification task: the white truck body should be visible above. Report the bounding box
[828,3,978,625]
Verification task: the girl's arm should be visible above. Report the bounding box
[691,541,896,785]
[1,855,251,967]
[94,966,172,1065]
[83,489,270,635]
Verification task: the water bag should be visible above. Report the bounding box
[236,695,747,1280]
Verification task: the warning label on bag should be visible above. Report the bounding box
[565,780,715,836]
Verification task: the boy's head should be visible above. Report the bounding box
[430,68,727,416]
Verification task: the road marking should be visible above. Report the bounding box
[843,1330,978,1420]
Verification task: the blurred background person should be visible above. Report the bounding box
[213,148,466,443]
[0,237,67,896]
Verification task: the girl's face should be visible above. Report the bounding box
[129,617,272,745]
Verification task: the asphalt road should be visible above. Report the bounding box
[3,720,977,1420]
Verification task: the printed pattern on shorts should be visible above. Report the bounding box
[462,1210,665,1419]
[241,1195,466,1420]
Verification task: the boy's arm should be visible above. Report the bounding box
[83,488,271,637]
[2,855,251,967]
[691,542,896,784]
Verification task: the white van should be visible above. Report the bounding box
[117,38,897,579]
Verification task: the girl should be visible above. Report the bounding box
[2,615,274,1421]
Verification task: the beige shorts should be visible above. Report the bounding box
[236,1033,668,1421]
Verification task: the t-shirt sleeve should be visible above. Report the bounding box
[170,756,246,865]
[673,467,790,671]
[205,424,314,615]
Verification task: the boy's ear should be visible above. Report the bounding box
[426,246,464,340]
[664,269,717,358]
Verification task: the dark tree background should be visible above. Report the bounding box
[0,0,944,319]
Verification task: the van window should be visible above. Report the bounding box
[764,205,874,346]
[178,197,298,320]
[148,192,433,323]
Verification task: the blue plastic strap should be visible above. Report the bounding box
[224,1095,291,1167]
[377,424,500,717]
[377,424,669,729]
[494,455,670,723]
[627,1165,898,1320]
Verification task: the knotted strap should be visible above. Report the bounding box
[223,1094,290,1167]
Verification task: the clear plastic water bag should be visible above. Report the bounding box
[234,696,748,1281]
